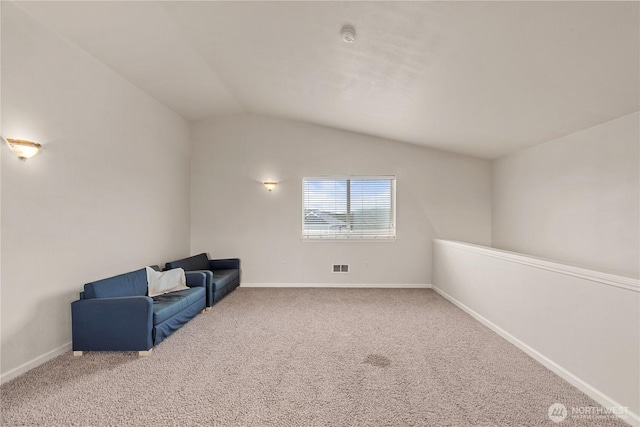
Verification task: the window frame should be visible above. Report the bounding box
[301,175,397,241]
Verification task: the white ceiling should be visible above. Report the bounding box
[12,1,639,159]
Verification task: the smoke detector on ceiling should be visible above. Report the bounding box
[340,25,356,43]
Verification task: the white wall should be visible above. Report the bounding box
[1,3,191,381]
[190,114,491,285]
[432,240,640,425]
[492,112,640,277]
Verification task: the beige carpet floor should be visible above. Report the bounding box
[1,288,628,426]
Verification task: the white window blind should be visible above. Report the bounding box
[302,176,396,240]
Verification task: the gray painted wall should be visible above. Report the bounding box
[1,3,192,379]
[190,114,492,285]
[492,112,639,277]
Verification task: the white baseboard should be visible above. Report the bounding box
[1,342,72,385]
[241,283,431,289]
[432,286,639,427]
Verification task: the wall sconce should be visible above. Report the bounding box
[3,138,42,160]
[263,182,277,192]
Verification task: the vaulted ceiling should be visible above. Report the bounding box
[11,1,639,159]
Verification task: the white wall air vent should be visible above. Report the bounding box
[333,264,349,273]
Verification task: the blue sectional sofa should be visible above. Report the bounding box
[71,267,207,355]
[165,254,240,307]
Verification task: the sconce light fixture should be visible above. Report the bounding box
[3,138,42,160]
[263,181,277,192]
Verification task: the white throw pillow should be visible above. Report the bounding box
[146,267,189,297]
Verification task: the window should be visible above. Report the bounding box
[302,176,396,240]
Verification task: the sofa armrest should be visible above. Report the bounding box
[185,271,207,288]
[185,270,214,307]
[71,296,153,352]
[186,269,213,286]
[208,258,240,271]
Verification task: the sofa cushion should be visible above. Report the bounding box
[152,287,205,324]
[165,253,210,272]
[212,269,240,292]
[84,269,148,299]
